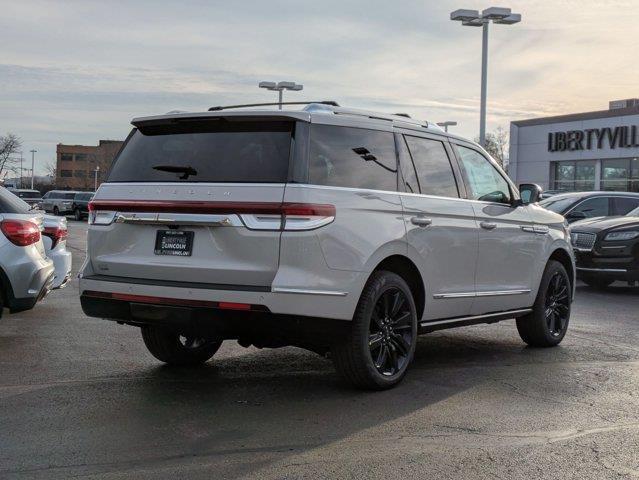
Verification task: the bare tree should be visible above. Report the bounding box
[0,133,22,180]
[44,160,57,179]
[478,126,508,169]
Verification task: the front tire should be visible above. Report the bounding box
[332,271,418,390]
[74,208,82,221]
[53,206,59,216]
[516,260,571,347]
[141,326,222,366]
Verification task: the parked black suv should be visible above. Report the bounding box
[71,192,94,221]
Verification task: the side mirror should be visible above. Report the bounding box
[565,210,587,222]
[518,183,543,205]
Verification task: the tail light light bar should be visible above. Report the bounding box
[88,201,335,231]
[0,219,41,247]
[43,225,69,249]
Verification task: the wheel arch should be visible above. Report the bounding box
[548,247,575,296]
[369,255,425,321]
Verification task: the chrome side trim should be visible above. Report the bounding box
[577,267,627,273]
[421,308,532,328]
[272,287,348,297]
[433,289,531,299]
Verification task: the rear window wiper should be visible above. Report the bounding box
[152,165,198,180]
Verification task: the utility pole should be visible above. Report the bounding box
[19,151,23,189]
[94,165,100,191]
[29,149,37,189]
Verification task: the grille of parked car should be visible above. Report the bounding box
[570,231,597,251]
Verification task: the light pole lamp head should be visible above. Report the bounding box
[481,7,511,20]
[450,9,479,21]
[493,13,521,24]
[258,81,278,91]
[277,81,303,91]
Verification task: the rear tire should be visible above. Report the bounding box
[516,260,571,347]
[141,326,222,366]
[580,275,614,289]
[332,271,418,390]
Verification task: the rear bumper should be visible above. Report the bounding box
[49,248,73,289]
[80,293,350,346]
[6,266,55,313]
[79,274,360,321]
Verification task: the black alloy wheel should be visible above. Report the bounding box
[368,287,414,376]
[544,271,570,337]
[516,260,571,347]
[332,270,418,390]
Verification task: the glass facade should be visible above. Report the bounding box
[552,158,639,192]
[552,160,596,191]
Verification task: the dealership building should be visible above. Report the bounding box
[509,99,639,192]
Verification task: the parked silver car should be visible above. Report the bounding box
[43,215,72,289]
[80,103,575,389]
[41,190,83,216]
[0,188,54,316]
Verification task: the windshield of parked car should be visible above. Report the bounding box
[0,188,32,214]
[539,196,579,213]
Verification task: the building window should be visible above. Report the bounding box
[60,170,73,178]
[61,154,73,161]
[552,160,596,191]
[75,154,88,161]
[602,158,639,192]
[74,170,86,178]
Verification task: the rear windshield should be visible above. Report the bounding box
[108,120,293,183]
[16,191,41,199]
[0,188,31,214]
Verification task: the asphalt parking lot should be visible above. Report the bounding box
[1,221,638,479]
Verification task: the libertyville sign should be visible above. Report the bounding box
[548,126,639,152]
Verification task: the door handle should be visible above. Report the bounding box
[480,221,497,230]
[410,216,432,227]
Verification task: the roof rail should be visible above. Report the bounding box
[208,101,340,112]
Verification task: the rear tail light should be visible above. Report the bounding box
[0,219,41,247]
[88,201,335,231]
[43,226,68,249]
[88,202,116,225]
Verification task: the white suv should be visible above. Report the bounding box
[79,102,575,389]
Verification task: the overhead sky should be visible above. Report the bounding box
[1,0,638,175]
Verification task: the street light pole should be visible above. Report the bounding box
[94,165,100,191]
[450,7,521,147]
[19,152,23,189]
[437,121,458,132]
[259,81,304,109]
[29,149,36,189]
[480,21,489,146]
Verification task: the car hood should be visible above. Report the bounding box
[570,216,639,233]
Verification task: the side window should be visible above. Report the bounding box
[405,136,458,198]
[455,145,511,204]
[309,125,397,191]
[572,197,609,217]
[396,135,419,194]
[611,197,639,215]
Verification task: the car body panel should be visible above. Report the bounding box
[42,215,72,289]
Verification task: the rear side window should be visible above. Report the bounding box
[0,188,30,214]
[63,193,76,200]
[108,120,293,183]
[611,197,639,215]
[404,135,458,198]
[309,125,397,191]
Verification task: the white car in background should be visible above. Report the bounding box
[42,215,72,289]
